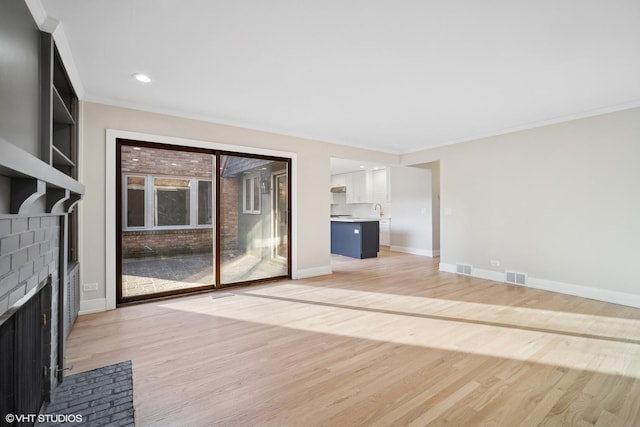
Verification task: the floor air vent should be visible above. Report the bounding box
[456,263,472,275]
[505,271,527,285]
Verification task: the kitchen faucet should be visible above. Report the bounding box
[374,203,383,217]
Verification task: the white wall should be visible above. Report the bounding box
[79,102,399,310]
[403,107,640,306]
[389,166,434,256]
[414,161,440,254]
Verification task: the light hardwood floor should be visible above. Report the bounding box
[66,251,640,426]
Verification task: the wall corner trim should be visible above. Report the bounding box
[438,263,640,309]
[79,298,107,315]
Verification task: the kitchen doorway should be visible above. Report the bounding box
[116,139,291,303]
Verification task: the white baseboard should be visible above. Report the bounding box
[293,265,332,279]
[439,263,640,309]
[527,277,640,309]
[79,298,107,315]
[439,263,456,274]
[390,246,437,257]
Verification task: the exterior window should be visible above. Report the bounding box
[154,178,190,226]
[198,181,213,225]
[123,175,213,230]
[243,173,261,214]
[126,176,145,228]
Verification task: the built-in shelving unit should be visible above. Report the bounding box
[41,33,78,179]
[38,31,83,385]
[0,0,85,408]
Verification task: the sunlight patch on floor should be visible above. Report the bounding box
[158,283,640,378]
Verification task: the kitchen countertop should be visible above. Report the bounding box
[330,217,382,222]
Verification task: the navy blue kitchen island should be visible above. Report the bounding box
[330,218,380,259]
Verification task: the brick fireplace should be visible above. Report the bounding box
[1,140,84,417]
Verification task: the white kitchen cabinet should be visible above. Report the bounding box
[330,173,349,204]
[379,218,391,246]
[331,169,387,204]
[331,173,348,188]
[371,168,390,202]
[346,170,372,204]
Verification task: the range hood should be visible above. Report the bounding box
[330,186,346,193]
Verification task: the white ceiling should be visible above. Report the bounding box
[39,0,640,154]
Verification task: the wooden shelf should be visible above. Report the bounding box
[0,137,84,196]
[41,33,78,179]
[52,145,75,168]
[52,86,74,125]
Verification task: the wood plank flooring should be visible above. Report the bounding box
[66,251,640,426]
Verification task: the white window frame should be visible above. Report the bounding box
[123,174,147,229]
[196,179,214,226]
[123,173,213,231]
[243,172,261,214]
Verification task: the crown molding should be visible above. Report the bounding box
[24,0,86,99]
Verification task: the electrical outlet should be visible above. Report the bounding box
[490,260,500,267]
[83,283,98,291]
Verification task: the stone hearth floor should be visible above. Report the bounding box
[37,360,134,427]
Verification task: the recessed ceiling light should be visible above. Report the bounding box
[132,147,141,150]
[132,73,151,83]
[359,165,365,169]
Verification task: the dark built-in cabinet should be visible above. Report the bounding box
[331,220,380,259]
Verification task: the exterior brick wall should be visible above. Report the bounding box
[121,145,213,178]
[120,144,242,256]
[122,228,213,258]
[220,177,239,253]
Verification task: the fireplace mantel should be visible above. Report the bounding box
[0,137,84,214]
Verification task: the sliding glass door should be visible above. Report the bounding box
[117,140,290,303]
[274,171,288,261]
[219,155,289,285]
[118,142,215,301]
